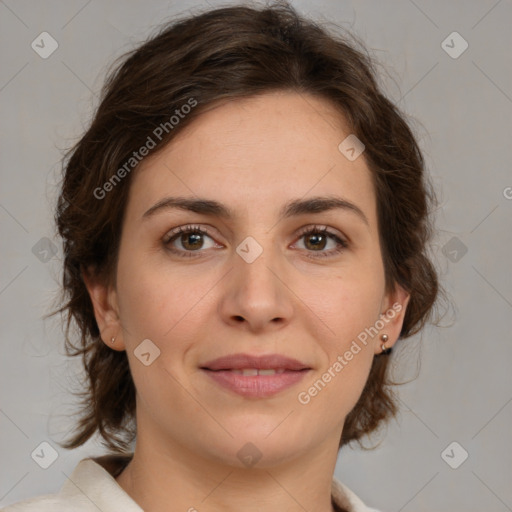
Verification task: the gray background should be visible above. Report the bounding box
[1,1,511,510]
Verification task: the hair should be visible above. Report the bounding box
[55,1,441,454]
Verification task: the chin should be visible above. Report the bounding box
[210,421,313,468]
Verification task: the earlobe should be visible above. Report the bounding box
[375,285,411,355]
[81,265,126,351]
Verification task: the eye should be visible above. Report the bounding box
[163,224,349,259]
[293,225,348,258]
[163,225,220,258]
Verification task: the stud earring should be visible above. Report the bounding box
[380,334,392,355]
[111,336,116,344]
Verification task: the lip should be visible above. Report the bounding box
[201,353,310,371]
[200,353,311,398]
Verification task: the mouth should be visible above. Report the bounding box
[217,368,290,375]
[200,353,311,398]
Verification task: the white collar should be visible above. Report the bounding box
[8,454,379,512]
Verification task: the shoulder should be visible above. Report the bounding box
[1,454,139,512]
[332,476,382,512]
[1,494,91,511]
[0,493,97,512]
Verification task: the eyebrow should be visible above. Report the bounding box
[142,195,369,226]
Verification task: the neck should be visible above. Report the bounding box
[116,421,341,512]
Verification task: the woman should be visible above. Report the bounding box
[2,3,440,511]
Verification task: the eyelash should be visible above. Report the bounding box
[163,224,348,259]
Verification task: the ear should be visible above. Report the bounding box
[374,283,411,354]
[82,265,126,351]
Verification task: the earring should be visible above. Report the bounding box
[111,336,116,344]
[380,334,392,355]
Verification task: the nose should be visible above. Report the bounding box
[218,242,294,333]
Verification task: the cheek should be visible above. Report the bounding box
[114,256,207,408]
[114,247,221,359]
[297,306,377,423]
[293,264,384,413]
[115,268,171,341]
[300,262,385,341]
[301,351,374,432]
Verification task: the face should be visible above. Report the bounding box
[87,91,409,468]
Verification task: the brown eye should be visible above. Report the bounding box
[303,232,328,251]
[294,226,348,258]
[178,231,205,251]
[164,225,220,257]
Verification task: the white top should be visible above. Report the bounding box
[1,454,381,512]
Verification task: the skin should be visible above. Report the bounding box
[84,91,410,512]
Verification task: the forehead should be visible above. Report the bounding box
[127,91,377,228]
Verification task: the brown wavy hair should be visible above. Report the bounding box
[55,2,441,454]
